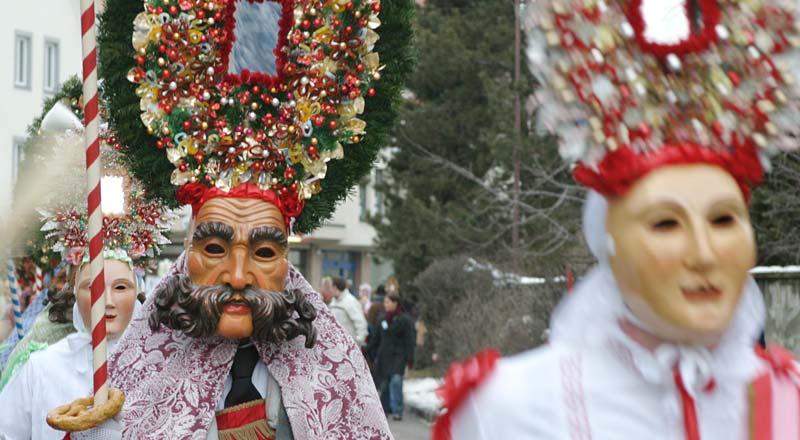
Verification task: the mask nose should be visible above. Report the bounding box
[684,223,716,272]
[228,247,251,291]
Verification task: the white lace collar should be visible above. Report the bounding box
[549,264,765,396]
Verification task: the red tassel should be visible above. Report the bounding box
[432,349,501,440]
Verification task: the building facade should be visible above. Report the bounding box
[289,164,393,291]
[0,1,83,220]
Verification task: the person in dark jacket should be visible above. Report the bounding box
[367,293,415,420]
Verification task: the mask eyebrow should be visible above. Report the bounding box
[249,226,288,248]
[193,222,235,243]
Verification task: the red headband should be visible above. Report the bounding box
[573,140,764,202]
[176,182,305,229]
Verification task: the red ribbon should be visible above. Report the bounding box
[674,369,701,440]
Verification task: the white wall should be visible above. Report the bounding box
[0,1,82,220]
[307,158,388,248]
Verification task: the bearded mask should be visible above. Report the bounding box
[149,271,317,347]
[150,196,317,346]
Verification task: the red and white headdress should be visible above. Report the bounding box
[526,0,800,198]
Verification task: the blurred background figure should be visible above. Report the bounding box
[364,284,386,376]
[359,283,373,314]
[368,293,415,421]
[319,276,334,306]
[330,276,368,346]
[0,288,11,343]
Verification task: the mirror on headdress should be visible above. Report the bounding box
[640,0,691,45]
[226,0,284,78]
[101,175,127,216]
[633,0,716,56]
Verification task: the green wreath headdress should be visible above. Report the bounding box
[98,0,413,233]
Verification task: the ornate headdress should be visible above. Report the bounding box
[39,140,177,268]
[99,0,413,232]
[25,82,177,269]
[526,0,800,198]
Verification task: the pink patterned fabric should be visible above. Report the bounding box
[109,253,391,440]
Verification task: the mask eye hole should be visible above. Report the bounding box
[711,214,734,227]
[652,219,679,231]
[204,243,226,255]
[255,247,277,259]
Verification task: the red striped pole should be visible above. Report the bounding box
[34,265,43,299]
[80,0,108,405]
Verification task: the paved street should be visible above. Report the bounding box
[388,412,431,440]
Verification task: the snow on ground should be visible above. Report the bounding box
[751,266,800,274]
[404,377,443,416]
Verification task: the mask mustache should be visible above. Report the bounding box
[151,274,317,347]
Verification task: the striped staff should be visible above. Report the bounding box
[80,0,108,406]
[7,261,23,340]
[34,265,44,300]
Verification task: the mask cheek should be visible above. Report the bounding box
[251,258,287,290]
[188,250,219,284]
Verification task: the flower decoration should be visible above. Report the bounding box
[526,0,800,196]
[127,0,384,220]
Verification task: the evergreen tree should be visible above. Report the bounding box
[371,0,586,287]
[752,152,800,265]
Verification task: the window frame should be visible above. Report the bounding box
[43,38,60,94]
[359,181,369,221]
[11,136,27,185]
[14,31,33,90]
[374,169,385,217]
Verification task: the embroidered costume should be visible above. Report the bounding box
[434,0,800,439]
[93,0,413,438]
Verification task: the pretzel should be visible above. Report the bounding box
[46,388,125,432]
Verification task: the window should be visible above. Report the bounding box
[359,182,368,221]
[288,249,308,276]
[374,170,385,216]
[44,39,60,93]
[12,136,27,184]
[14,32,32,89]
[321,250,358,284]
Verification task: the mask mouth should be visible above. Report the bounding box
[222,296,252,315]
[680,283,722,301]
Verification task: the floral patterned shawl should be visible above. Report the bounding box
[109,253,391,440]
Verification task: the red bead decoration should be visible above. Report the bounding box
[131,0,384,212]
